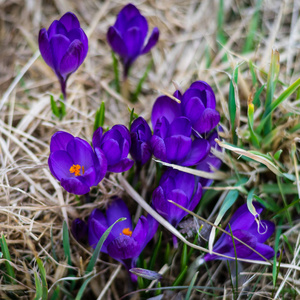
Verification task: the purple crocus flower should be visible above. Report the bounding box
[93,125,134,173]
[151,81,220,135]
[151,107,210,166]
[88,198,158,281]
[48,131,107,195]
[130,117,152,166]
[204,202,275,262]
[152,169,202,246]
[107,3,159,77]
[196,129,222,187]
[39,12,88,98]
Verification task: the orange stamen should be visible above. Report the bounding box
[69,164,82,176]
[122,228,132,237]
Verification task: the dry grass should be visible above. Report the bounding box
[1,0,300,299]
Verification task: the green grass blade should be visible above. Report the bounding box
[75,276,94,300]
[133,59,153,102]
[62,221,72,266]
[243,0,263,53]
[86,217,126,273]
[272,217,282,287]
[0,234,16,283]
[112,51,120,93]
[185,271,198,300]
[148,231,162,270]
[50,95,60,118]
[180,243,188,272]
[94,101,105,132]
[247,103,260,148]
[172,265,188,287]
[36,258,48,300]
[228,67,239,144]
[263,49,280,135]
[228,224,238,299]
[33,272,42,300]
[50,286,60,300]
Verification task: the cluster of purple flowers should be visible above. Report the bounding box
[43,3,276,282]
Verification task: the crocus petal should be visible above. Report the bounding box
[101,138,121,166]
[188,183,202,212]
[171,170,195,199]
[167,189,189,225]
[193,108,220,134]
[67,28,88,61]
[59,40,84,77]
[153,116,169,139]
[130,117,152,141]
[107,26,128,57]
[67,137,95,169]
[180,138,210,166]
[140,142,152,165]
[132,216,148,246]
[124,27,143,59]
[107,235,141,260]
[151,95,181,127]
[228,202,264,232]
[127,15,148,41]
[48,150,74,181]
[94,147,108,183]
[141,27,159,54]
[247,220,275,243]
[189,80,216,107]
[183,96,205,124]
[106,198,132,236]
[81,166,97,187]
[150,135,167,161]
[92,127,104,149]
[38,29,54,69]
[165,135,192,162]
[168,117,192,137]
[59,12,80,31]
[49,34,70,73]
[152,186,169,219]
[227,229,258,258]
[50,131,74,152]
[47,20,67,38]
[108,158,134,173]
[246,243,275,260]
[60,177,90,195]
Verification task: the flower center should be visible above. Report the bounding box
[120,227,132,237]
[69,164,85,176]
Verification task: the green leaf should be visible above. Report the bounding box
[33,272,42,300]
[94,102,105,132]
[228,67,239,144]
[247,103,260,148]
[272,218,282,287]
[86,217,126,273]
[37,258,48,300]
[75,276,94,300]
[50,95,60,118]
[263,49,280,135]
[172,266,188,286]
[180,243,188,272]
[132,59,153,102]
[185,272,198,300]
[62,221,72,266]
[128,107,139,130]
[112,51,120,93]
[0,234,16,283]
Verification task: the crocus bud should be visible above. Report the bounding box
[39,12,88,98]
[130,117,152,166]
[107,3,159,77]
[92,125,134,173]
